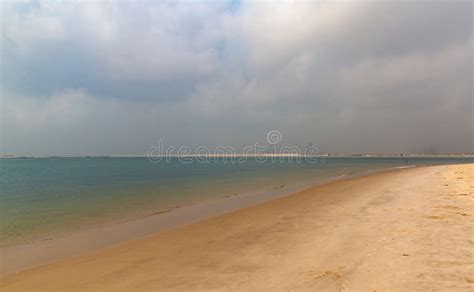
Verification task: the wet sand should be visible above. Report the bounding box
[0,179,315,276]
[1,164,473,291]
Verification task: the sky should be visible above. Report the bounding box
[1,0,473,155]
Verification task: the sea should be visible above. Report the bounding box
[1,156,472,247]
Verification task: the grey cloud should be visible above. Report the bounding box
[1,1,472,155]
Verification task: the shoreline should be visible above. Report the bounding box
[1,164,473,290]
[0,165,415,277]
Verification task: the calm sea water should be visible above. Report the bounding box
[0,156,472,246]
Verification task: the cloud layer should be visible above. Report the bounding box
[1,1,472,155]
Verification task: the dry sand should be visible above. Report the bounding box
[1,164,473,291]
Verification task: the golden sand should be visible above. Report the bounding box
[1,164,473,291]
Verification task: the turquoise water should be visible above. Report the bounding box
[0,156,472,246]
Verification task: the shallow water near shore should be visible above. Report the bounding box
[1,156,472,247]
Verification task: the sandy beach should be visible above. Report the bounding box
[1,164,473,291]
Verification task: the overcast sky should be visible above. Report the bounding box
[1,0,473,155]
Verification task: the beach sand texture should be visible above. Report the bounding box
[1,164,473,291]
